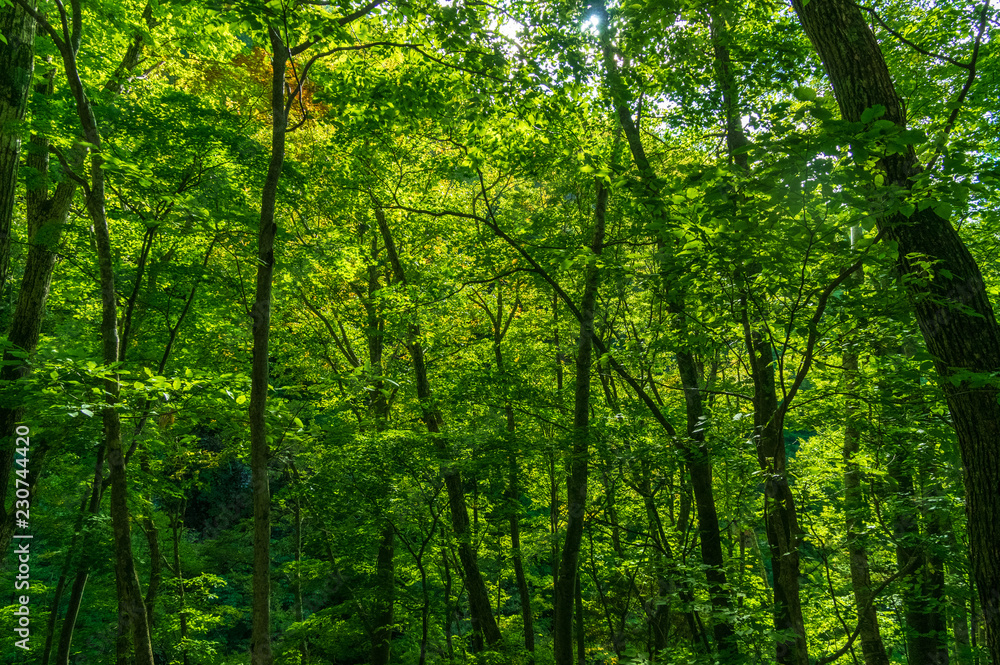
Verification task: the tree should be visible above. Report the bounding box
[792,0,1000,660]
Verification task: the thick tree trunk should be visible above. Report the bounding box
[792,2,1000,660]
[0,0,35,298]
[553,180,607,665]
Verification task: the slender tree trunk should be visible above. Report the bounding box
[361,233,394,665]
[593,6,738,656]
[293,495,308,663]
[480,281,535,657]
[792,2,1000,659]
[371,524,395,665]
[0,0,154,559]
[37,14,157,659]
[173,504,190,665]
[892,462,949,665]
[843,351,890,665]
[575,572,585,665]
[741,314,808,665]
[373,205,501,650]
[442,546,455,662]
[842,241,891,665]
[246,26,290,665]
[509,453,534,658]
[553,179,607,665]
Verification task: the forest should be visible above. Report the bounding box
[1,0,999,662]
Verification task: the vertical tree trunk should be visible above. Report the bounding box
[370,524,395,665]
[553,179,607,665]
[842,239,891,665]
[792,2,1000,660]
[741,314,808,665]
[247,26,289,665]
[889,453,950,665]
[172,503,191,665]
[843,351,890,665]
[361,233,394,665]
[479,280,535,658]
[0,0,35,299]
[509,453,535,658]
[292,494,308,663]
[575,572,585,665]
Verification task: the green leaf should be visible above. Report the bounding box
[792,86,816,102]
[860,105,886,123]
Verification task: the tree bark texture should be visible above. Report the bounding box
[792,2,1000,659]
[0,0,35,297]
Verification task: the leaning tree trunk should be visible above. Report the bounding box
[594,6,738,657]
[0,1,154,559]
[373,205,502,651]
[792,2,1000,660]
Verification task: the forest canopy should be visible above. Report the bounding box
[1,0,999,663]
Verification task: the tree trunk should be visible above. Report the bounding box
[172,504,190,665]
[553,179,607,665]
[373,205,501,650]
[509,453,535,658]
[792,2,1000,659]
[38,12,157,660]
[843,351,891,665]
[54,490,102,665]
[0,1,154,559]
[741,313,808,665]
[891,462,949,665]
[480,280,535,658]
[842,244,891,665]
[0,0,35,299]
[371,523,395,665]
[594,6,737,656]
[247,26,290,665]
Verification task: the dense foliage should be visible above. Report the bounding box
[1,0,998,663]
